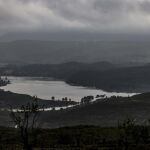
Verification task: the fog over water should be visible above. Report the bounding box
[1,77,136,102]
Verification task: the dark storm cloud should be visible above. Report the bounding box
[0,0,150,35]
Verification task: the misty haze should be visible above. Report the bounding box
[1,0,150,150]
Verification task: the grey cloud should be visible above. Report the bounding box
[0,0,150,35]
[139,0,150,13]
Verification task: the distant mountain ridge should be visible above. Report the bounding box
[66,64,150,92]
[0,61,115,80]
[0,40,150,64]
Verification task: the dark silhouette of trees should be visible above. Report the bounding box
[0,76,10,87]
[51,96,55,100]
[9,97,43,150]
[81,96,94,104]
[64,97,68,101]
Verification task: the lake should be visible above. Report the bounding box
[1,77,136,102]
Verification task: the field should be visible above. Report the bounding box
[1,123,150,150]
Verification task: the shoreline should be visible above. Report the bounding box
[1,76,136,102]
[4,75,140,93]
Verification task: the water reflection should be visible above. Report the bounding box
[1,76,136,102]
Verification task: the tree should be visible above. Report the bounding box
[64,97,68,101]
[51,96,55,100]
[9,97,43,150]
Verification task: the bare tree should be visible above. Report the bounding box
[9,97,43,150]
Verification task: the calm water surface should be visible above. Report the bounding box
[1,77,136,102]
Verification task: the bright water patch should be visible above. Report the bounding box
[1,76,136,102]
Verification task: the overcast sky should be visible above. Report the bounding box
[0,0,150,40]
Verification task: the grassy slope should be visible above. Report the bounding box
[1,92,150,128]
[41,94,150,128]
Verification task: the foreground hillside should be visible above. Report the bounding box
[40,93,150,128]
[1,91,150,128]
[1,124,150,150]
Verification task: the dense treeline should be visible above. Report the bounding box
[1,122,150,150]
[0,76,10,87]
